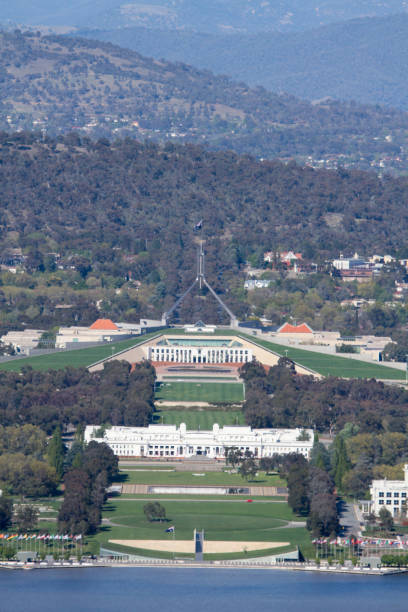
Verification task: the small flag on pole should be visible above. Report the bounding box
[165,526,175,533]
[194,220,203,232]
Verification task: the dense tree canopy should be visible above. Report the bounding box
[240,361,408,434]
[0,453,58,497]
[1,133,408,326]
[0,360,156,433]
[58,441,118,535]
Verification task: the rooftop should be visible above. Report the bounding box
[277,322,313,334]
[89,318,119,331]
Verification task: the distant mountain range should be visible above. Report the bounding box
[79,13,408,111]
[2,0,408,33]
[2,30,408,174]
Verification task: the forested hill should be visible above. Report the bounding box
[2,132,408,321]
[2,31,408,174]
[79,14,408,111]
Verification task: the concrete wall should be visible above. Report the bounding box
[88,332,321,378]
[88,334,162,372]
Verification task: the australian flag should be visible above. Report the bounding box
[165,526,175,533]
[194,219,203,231]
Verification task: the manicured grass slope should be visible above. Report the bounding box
[165,328,404,380]
[93,498,311,559]
[0,332,161,372]
[0,326,400,381]
[154,410,245,428]
[245,335,404,379]
[155,381,244,403]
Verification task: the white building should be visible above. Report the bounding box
[56,318,165,348]
[55,325,129,348]
[244,279,271,290]
[332,253,367,270]
[84,424,314,459]
[148,337,253,364]
[369,465,408,518]
[0,329,44,354]
[183,321,216,333]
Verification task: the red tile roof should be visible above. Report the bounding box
[89,318,119,331]
[278,322,313,334]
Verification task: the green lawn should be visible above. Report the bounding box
[0,325,402,381]
[91,498,312,559]
[155,381,244,403]
[120,469,285,487]
[164,328,404,380]
[0,331,161,372]
[248,335,405,380]
[153,409,245,428]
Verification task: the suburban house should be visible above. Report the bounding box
[394,281,408,300]
[264,251,302,267]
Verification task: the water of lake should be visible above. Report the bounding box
[1,567,407,612]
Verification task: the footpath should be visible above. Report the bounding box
[1,558,407,576]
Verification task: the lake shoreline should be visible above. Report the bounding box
[1,559,407,577]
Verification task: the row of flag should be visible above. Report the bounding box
[0,534,82,541]
[313,536,408,548]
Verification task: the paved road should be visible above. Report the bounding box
[338,500,362,536]
[102,516,306,529]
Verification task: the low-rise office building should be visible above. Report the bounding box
[84,424,314,459]
[56,318,166,348]
[369,465,408,518]
[0,329,44,354]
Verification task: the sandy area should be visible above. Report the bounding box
[109,540,289,553]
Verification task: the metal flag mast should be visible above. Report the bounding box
[162,224,238,327]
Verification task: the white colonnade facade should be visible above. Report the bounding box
[147,337,252,364]
[84,424,314,459]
